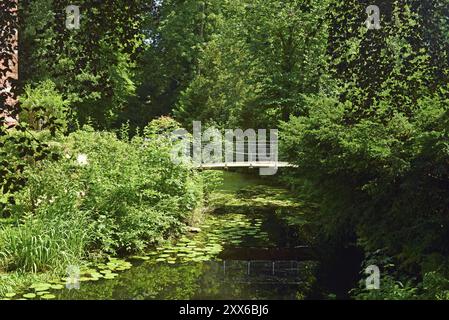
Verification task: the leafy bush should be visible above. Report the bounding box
[352,262,449,300]
[354,274,419,300]
[20,80,69,132]
[281,93,449,261]
[1,80,67,217]
[0,119,206,272]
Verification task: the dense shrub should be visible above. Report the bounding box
[0,80,66,218]
[0,120,205,272]
[281,93,449,260]
[20,80,69,132]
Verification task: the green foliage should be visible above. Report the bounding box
[1,80,68,218]
[20,0,148,128]
[20,80,69,132]
[200,171,224,197]
[280,0,449,295]
[0,124,205,272]
[327,0,449,122]
[134,0,219,125]
[354,274,418,300]
[281,94,449,258]
[0,130,61,218]
[143,116,182,136]
[0,215,88,273]
[352,256,449,300]
[5,0,449,300]
[175,0,331,128]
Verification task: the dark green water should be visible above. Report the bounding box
[34,172,358,300]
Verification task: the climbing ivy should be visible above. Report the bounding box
[1,1,61,216]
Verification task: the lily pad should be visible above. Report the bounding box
[34,285,51,292]
[130,256,150,261]
[41,294,56,300]
[103,273,118,279]
[50,284,64,290]
[30,282,51,289]
[23,293,36,299]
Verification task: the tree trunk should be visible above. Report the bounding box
[0,0,19,127]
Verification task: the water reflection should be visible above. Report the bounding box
[56,259,317,300]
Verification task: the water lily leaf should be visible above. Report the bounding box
[50,284,64,290]
[34,285,51,292]
[30,282,51,289]
[88,272,102,278]
[80,277,92,282]
[5,293,16,298]
[41,294,56,300]
[23,293,36,299]
[130,256,150,261]
[81,268,97,275]
[103,273,118,279]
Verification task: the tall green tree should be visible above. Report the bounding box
[282,0,449,266]
[327,0,449,122]
[175,0,330,129]
[20,0,150,128]
[134,0,224,127]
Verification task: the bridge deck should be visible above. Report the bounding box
[194,161,295,168]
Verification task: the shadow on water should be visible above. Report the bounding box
[314,244,364,299]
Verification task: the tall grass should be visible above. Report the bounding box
[0,217,88,273]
